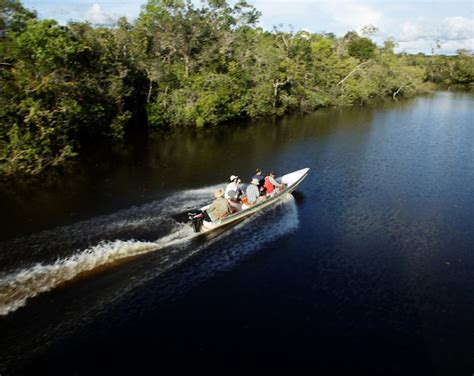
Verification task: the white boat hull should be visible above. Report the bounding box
[197,168,309,233]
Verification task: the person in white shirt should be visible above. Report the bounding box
[225,175,242,199]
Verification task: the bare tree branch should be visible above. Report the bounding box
[336,61,369,87]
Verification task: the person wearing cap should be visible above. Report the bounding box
[252,168,265,192]
[225,175,242,200]
[264,171,283,196]
[245,178,265,205]
[206,189,232,221]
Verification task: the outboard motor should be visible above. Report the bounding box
[188,210,205,233]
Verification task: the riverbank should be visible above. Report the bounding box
[2,1,473,178]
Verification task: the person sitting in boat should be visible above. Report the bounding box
[225,175,242,199]
[252,168,266,194]
[206,189,232,221]
[264,171,283,197]
[245,178,265,205]
[225,175,243,212]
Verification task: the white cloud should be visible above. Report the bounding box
[398,16,473,42]
[441,38,474,52]
[442,16,474,40]
[324,1,383,32]
[398,18,431,42]
[395,15,474,53]
[252,0,384,36]
[85,3,115,25]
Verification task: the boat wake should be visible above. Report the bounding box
[0,187,300,317]
[0,184,221,317]
[0,225,196,316]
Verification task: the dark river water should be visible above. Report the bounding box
[0,91,473,374]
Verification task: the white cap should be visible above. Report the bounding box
[229,175,238,181]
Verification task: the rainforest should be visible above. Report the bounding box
[1,0,473,176]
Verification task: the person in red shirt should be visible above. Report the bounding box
[264,171,283,196]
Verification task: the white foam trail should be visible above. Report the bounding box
[0,183,227,316]
[0,186,298,317]
[0,183,224,272]
[0,223,196,316]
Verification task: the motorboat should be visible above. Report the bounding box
[188,168,309,233]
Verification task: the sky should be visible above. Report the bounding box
[22,0,474,55]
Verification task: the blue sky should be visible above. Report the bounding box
[22,0,474,55]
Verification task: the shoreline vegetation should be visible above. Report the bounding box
[1,0,473,178]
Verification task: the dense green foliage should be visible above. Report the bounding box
[1,0,473,176]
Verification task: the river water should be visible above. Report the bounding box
[0,91,473,374]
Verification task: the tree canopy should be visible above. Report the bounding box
[1,0,472,177]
